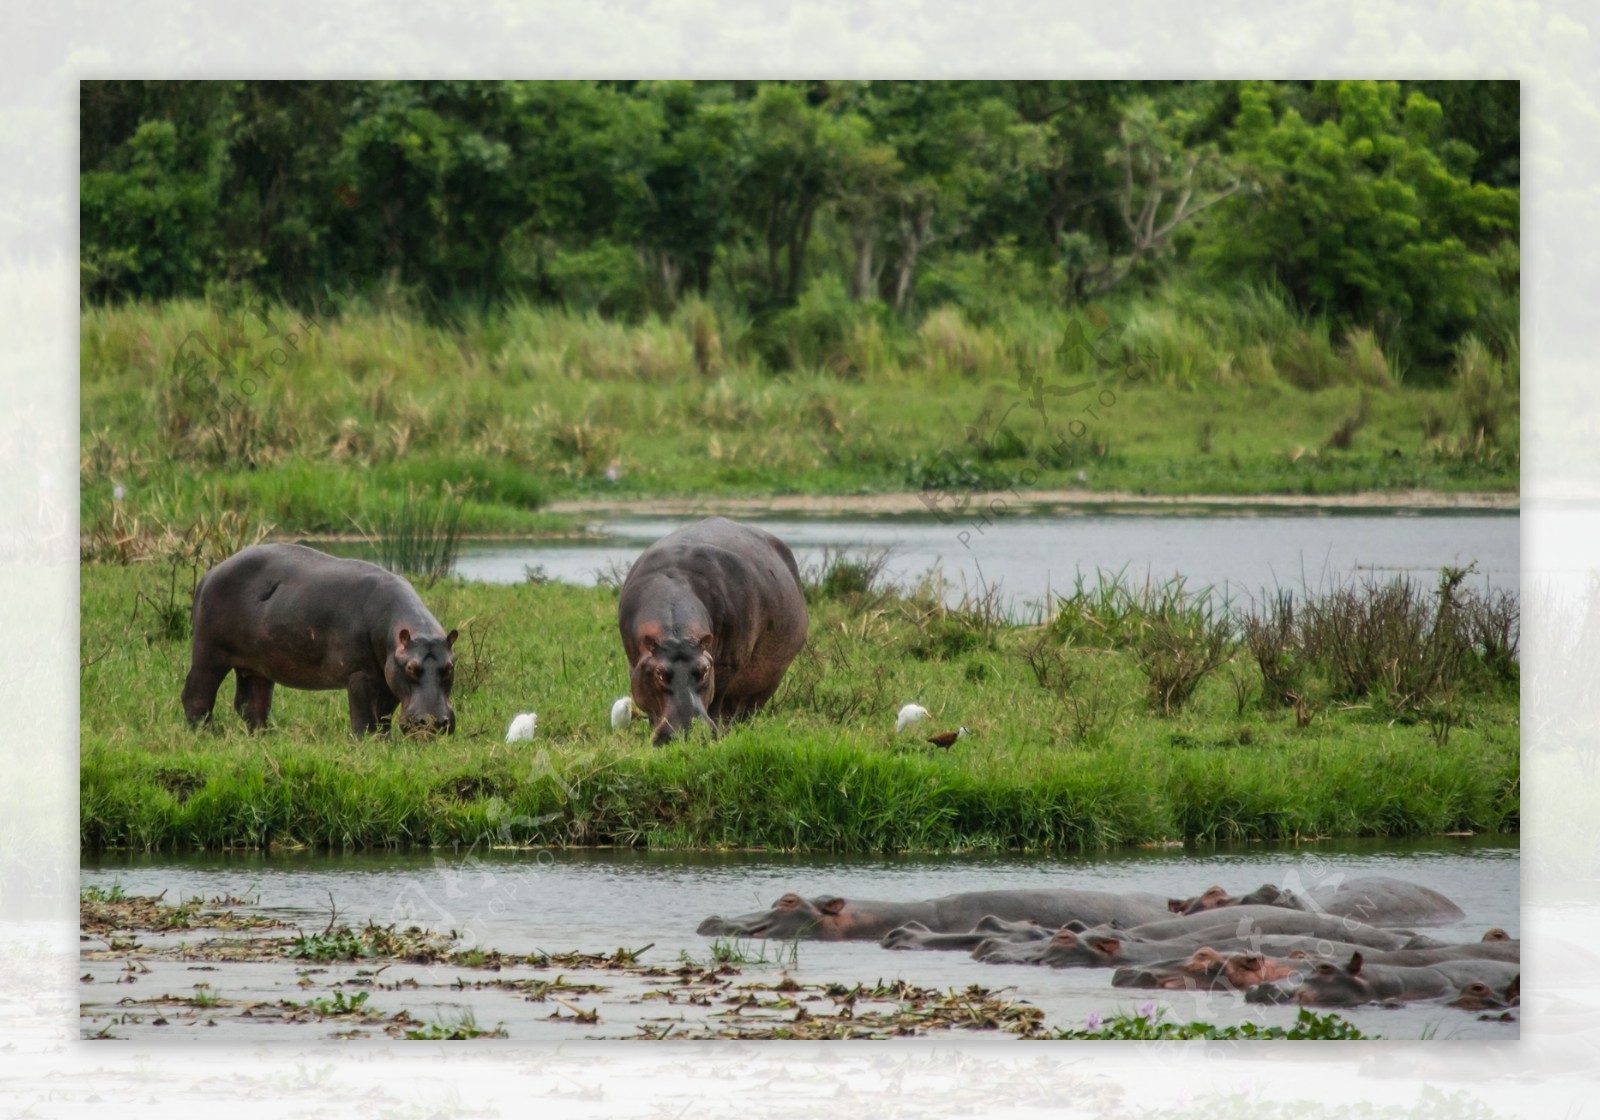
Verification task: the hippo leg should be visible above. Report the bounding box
[182,658,229,729]
[346,672,396,737]
[232,672,276,731]
[714,688,778,725]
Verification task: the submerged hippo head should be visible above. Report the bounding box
[633,632,715,746]
[697,893,845,940]
[1482,928,1513,943]
[1039,928,1127,968]
[1448,978,1518,1011]
[1284,953,1375,1007]
[1113,946,1228,990]
[879,921,933,950]
[385,627,458,734]
[1169,886,1231,914]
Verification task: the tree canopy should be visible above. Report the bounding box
[80,79,1518,375]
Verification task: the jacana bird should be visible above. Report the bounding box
[926,727,970,749]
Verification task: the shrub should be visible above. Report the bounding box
[1240,592,1304,708]
[1135,613,1234,716]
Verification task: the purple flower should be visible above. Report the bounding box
[1139,1001,1156,1019]
[1085,1012,1102,1031]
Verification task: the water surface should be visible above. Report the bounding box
[84,835,1519,1041]
[394,510,1518,610]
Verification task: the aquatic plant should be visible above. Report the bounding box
[1043,1005,1372,1040]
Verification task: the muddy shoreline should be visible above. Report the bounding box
[270,488,1518,546]
[548,488,1519,517]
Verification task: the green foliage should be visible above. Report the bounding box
[1194,81,1519,373]
[80,80,1516,383]
[1047,1005,1371,1040]
[286,929,368,961]
[402,1009,507,1040]
[298,989,372,1016]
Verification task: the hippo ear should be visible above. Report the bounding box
[1064,919,1088,933]
[395,628,412,656]
[1506,975,1520,1004]
[445,629,458,650]
[698,633,713,653]
[1167,898,1187,913]
[1346,952,1364,975]
[817,897,847,916]
[1089,937,1121,957]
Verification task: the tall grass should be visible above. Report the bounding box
[371,485,465,585]
[80,292,1518,545]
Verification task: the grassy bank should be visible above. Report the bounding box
[80,293,1519,550]
[80,559,1519,853]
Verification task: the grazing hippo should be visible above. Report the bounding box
[1112,947,1310,991]
[183,544,457,736]
[880,916,1050,952]
[1168,876,1466,927]
[618,518,808,745]
[697,888,1170,941]
[1245,952,1523,1007]
[1106,904,1422,952]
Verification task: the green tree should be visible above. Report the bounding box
[1194,80,1518,371]
[80,83,236,300]
[851,81,1051,311]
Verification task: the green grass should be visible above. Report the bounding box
[80,564,1519,853]
[79,295,1518,546]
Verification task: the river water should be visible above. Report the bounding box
[82,836,1519,1041]
[415,510,1518,612]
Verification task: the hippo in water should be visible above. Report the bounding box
[1245,951,1523,1007]
[1084,904,1426,952]
[618,518,808,745]
[182,544,457,736]
[1167,876,1466,927]
[698,887,1170,941]
[1111,947,1312,991]
[971,927,1192,969]
[880,916,1050,952]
